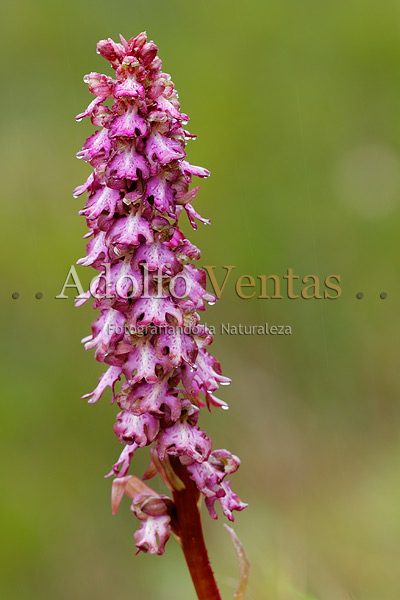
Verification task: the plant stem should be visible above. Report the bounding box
[172,459,222,600]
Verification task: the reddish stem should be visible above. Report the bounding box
[171,459,222,600]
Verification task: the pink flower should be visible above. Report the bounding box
[157,421,212,463]
[108,209,154,248]
[106,144,149,182]
[122,337,168,383]
[109,102,149,138]
[114,410,160,446]
[133,513,171,555]
[118,379,182,422]
[79,186,121,221]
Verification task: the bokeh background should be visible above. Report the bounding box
[1,1,400,599]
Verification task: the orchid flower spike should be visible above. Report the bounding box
[75,33,247,596]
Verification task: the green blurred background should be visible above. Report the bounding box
[1,1,400,598]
